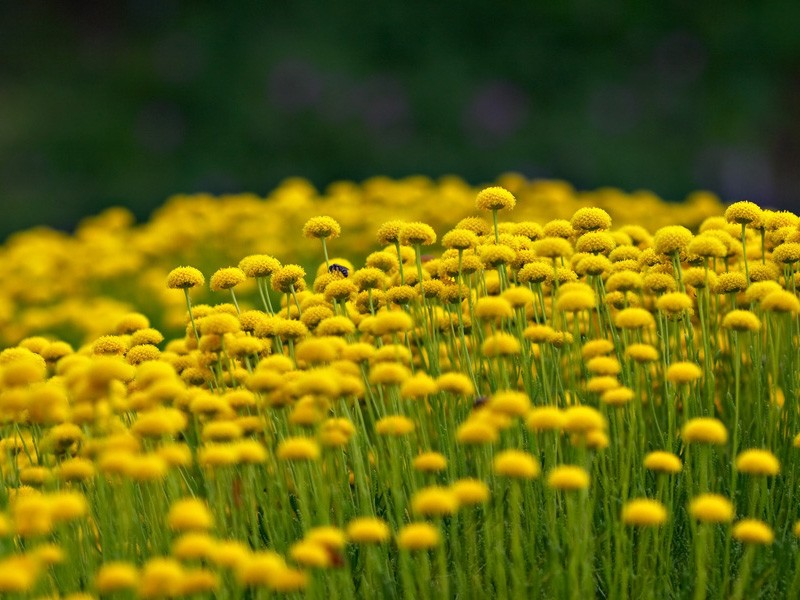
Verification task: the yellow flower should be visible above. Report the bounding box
[397,522,441,550]
[546,465,590,491]
[601,386,634,407]
[167,266,205,289]
[615,307,655,330]
[451,479,490,505]
[138,558,184,599]
[375,415,415,436]
[586,356,621,376]
[625,344,659,363]
[689,494,734,523]
[682,418,727,444]
[277,437,321,461]
[571,207,611,232]
[526,407,565,431]
[489,391,531,417]
[306,526,347,550]
[666,362,703,384]
[238,254,281,277]
[400,372,438,399]
[173,532,217,561]
[725,201,763,226]
[644,451,682,474]
[49,491,88,522]
[269,567,309,592]
[436,372,475,395]
[95,562,138,593]
[413,452,448,472]
[411,487,460,516]
[475,186,516,211]
[209,267,246,291]
[563,406,606,433]
[289,540,331,568]
[302,216,341,239]
[168,498,214,532]
[493,450,540,479]
[346,517,390,544]
[761,290,800,313]
[399,222,437,246]
[653,225,693,255]
[481,333,521,357]
[456,419,498,445]
[732,519,773,544]
[622,499,668,526]
[735,449,780,476]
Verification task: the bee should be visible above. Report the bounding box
[472,395,489,410]
[329,263,349,277]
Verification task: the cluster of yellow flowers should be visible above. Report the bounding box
[0,177,798,598]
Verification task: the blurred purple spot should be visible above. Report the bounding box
[588,84,641,135]
[354,75,411,136]
[134,101,185,154]
[267,59,324,112]
[463,81,529,141]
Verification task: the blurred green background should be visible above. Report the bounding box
[2,1,800,240]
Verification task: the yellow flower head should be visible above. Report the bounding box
[239,254,281,277]
[411,486,460,516]
[666,361,703,384]
[167,266,205,289]
[399,222,437,246]
[643,451,682,474]
[725,201,763,227]
[571,207,611,232]
[735,449,780,476]
[451,478,490,505]
[346,517,390,544]
[732,519,773,544]
[682,418,727,444]
[95,562,139,594]
[493,450,540,479]
[689,493,734,523]
[375,415,415,436]
[210,267,246,291]
[303,216,341,239]
[397,522,441,550]
[622,499,668,526]
[475,186,516,211]
[413,452,448,473]
[547,465,590,491]
[277,437,321,461]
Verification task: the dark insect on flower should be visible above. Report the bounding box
[329,263,349,277]
[472,396,488,410]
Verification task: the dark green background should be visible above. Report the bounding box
[2,1,800,240]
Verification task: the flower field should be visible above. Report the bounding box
[1,175,799,599]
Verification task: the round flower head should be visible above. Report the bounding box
[656,292,693,316]
[451,478,490,505]
[615,308,655,330]
[547,465,590,491]
[576,232,615,255]
[210,267,246,291]
[375,415,415,436]
[773,242,800,264]
[622,499,667,526]
[534,237,573,259]
[399,222,437,246]
[563,405,606,433]
[167,266,205,289]
[690,494,734,523]
[95,562,139,593]
[722,310,761,332]
[493,450,540,479]
[761,290,800,313]
[442,228,479,250]
[411,487,459,516]
[626,344,659,363]
[518,261,551,283]
[397,522,440,550]
[526,406,565,431]
[571,207,611,232]
[238,254,281,278]
[666,362,703,384]
[456,419,498,445]
[735,449,780,476]
[476,186,516,211]
[303,215,341,239]
[653,225,693,256]
[347,517,390,544]
[682,418,727,444]
[644,451,682,473]
[376,220,405,245]
[289,540,330,568]
[277,437,320,461]
[725,201,763,227]
[732,519,773,544]
[413,452,448,472]
[272,265,306,293]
